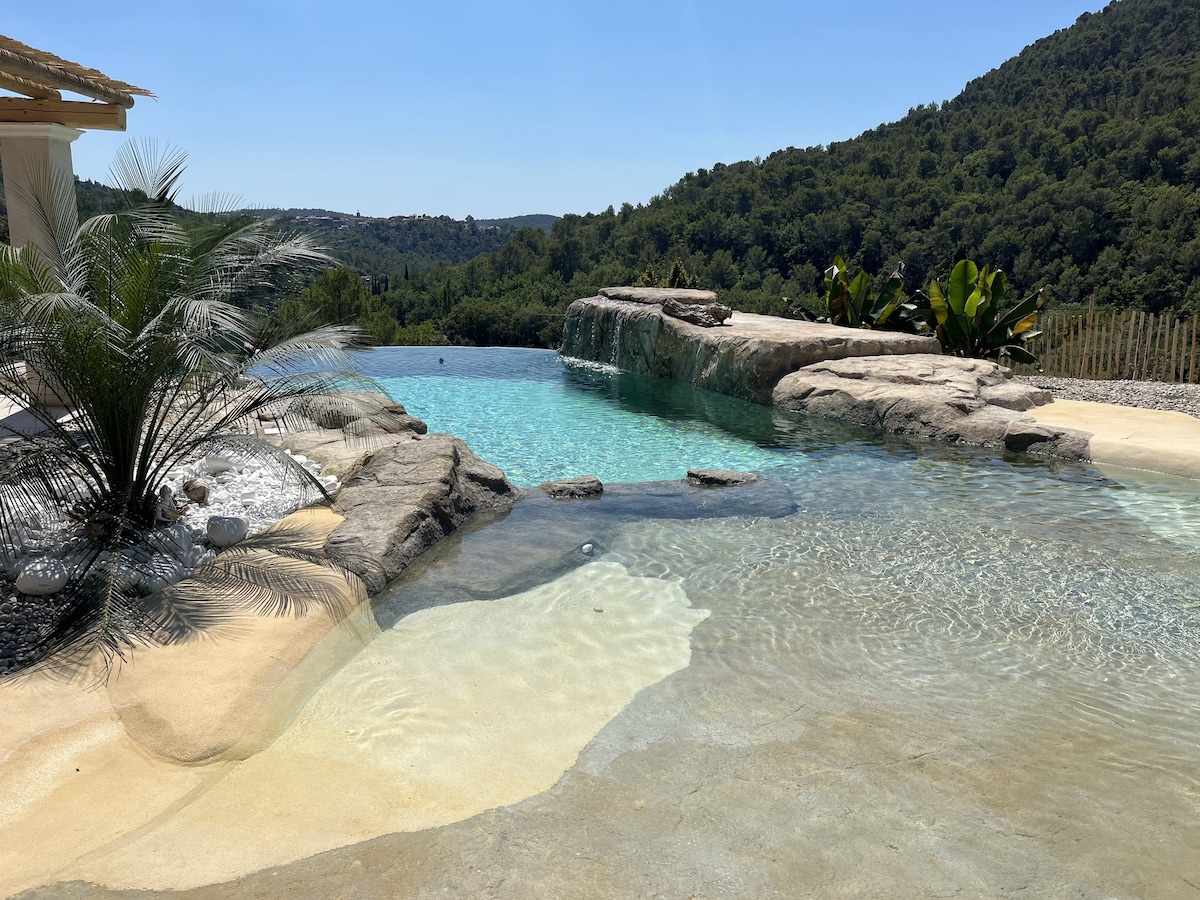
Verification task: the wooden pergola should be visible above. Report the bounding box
[0,35,152,250]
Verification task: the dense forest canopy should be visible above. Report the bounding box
[3,0,1198,349]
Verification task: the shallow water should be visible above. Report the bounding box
[356,346,1200,894]
[8,347,1200,897]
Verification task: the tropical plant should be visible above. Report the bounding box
[0,142,388,674]
[914,258,1045,364]
[820,257,911,329]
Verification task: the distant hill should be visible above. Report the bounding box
[242,209,558,274]
[1,168,557,278]
[246,208,556,234]
[378,0,1200,350]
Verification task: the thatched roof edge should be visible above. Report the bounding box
[0,34,154,107]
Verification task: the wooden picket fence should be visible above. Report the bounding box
[1011,302,1200,383]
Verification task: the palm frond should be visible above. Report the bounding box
[107,139,187,205]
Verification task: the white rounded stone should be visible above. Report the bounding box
[16,558,69,595]
[206,515,250,548]
[204,455,238,475]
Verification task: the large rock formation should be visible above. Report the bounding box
[563,288,1093,462]
[773,354,1090,458]
[267,394,517,594]
[325,434,517,594]
[562,292,939,403]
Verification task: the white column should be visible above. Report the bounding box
[0,123,81,409]
[0,122,81,254]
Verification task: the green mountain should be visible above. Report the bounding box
[378,0,1200,347]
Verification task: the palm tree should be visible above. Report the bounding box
[0,142,382,674]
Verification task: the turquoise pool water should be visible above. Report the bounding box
[355,345,1200,893]
[359,346,802,485]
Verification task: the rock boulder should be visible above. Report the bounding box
[662,297,733,327]
[686,468,761,487]
[539,476,604,499]
[325,434,517,594]
[773,354,1090,458]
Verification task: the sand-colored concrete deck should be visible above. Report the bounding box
[1029,398,1200,480]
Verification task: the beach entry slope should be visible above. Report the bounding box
[0,561,708,894]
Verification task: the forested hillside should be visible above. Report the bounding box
[2,175,554,282]
[247,210,557,275]
[367,0,1200,347]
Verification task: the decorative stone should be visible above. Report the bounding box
[15,558,69,596]
[539,476,604,500]
[183,478,209,503]
[206,516,250,548]
[662,298,733,327]
[686,468,761,487]
[203,455,237,475]
[155,485,186,522]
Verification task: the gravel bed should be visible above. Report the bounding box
[1017,376,1200,420]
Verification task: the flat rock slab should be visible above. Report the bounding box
[563,296,940,403]
[774,354,1090,459]
[599,286,719,304]
[373,476,796,627]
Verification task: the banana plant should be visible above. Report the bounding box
[915,259,1045,364]
[823,258,911,329]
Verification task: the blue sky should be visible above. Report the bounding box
[7,1,1105,219]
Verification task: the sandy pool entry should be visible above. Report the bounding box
[7,560,708,893]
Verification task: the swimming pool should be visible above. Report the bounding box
[354,346,1200,893]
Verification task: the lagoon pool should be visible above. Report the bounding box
[339,346,1200,894]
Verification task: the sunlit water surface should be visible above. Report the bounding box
[349,346,1200,892]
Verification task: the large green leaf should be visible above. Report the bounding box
[873,274,907,326]
[927,279,949,326]
[995,288,1046,332]
[998,344,1039,365]
[947,259,978,316]
[847,270,872,327]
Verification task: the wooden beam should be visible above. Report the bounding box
[0,46,134,108]
[0,98,126,131]
[0,71,61,100]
